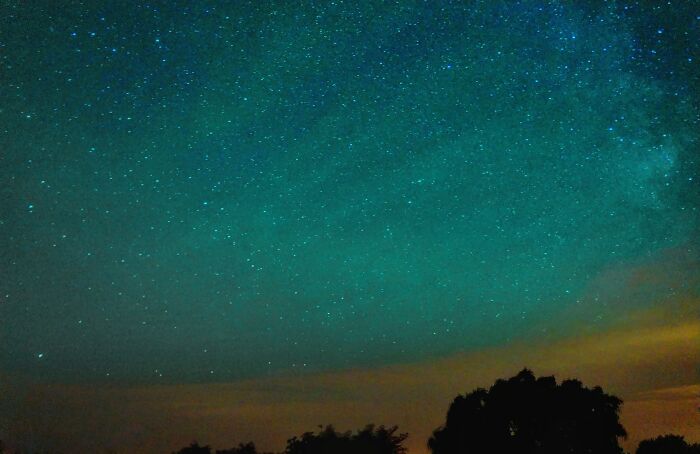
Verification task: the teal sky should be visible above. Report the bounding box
[1,0,698,385]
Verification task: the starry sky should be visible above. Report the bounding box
[1,1,699,453]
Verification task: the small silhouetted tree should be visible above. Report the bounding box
[429,368,626,454]
[174,441,212,454]
[636,434,700,454]
[216,442,271,454]
[285,424,407,454]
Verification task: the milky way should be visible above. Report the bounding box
[1,1,698,384]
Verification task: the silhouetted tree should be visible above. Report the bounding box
[285,424,407,454]
[216,441,270,454]
[636,434,700,454]
[173,440,273,454]
[174,441,212,454]
[429,368,627,454]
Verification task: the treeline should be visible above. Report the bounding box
[174,424,406,454]
[1,369,698,454]
[174,432,700,454]
[173,369,699,454]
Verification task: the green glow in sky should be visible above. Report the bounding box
[1,0,698,383]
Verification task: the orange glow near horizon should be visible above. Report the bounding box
[4,314,698,454]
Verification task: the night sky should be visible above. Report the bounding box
[1,1,699,453]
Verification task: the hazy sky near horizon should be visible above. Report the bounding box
[1,0,699,451]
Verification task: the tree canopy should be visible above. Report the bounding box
[171,425,407,454]
[173,442,212,454]
[636,434,700,454]
[429,368,627,454]
[173,441,272,454]
[284,424,407,454]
